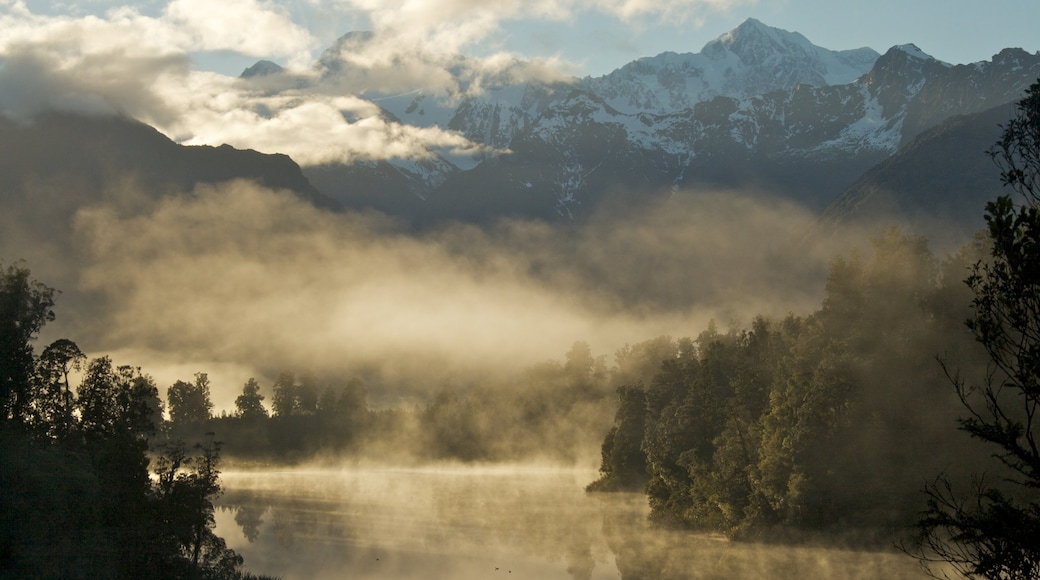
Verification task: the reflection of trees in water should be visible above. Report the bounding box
[598,501,928,580]
[233,505,265,542]
[564,530,595,580]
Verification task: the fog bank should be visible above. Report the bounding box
[8,177,889,409]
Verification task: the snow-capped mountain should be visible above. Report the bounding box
[419,42,1040,220]
[243,19,1040,225]
[582,18,879,116]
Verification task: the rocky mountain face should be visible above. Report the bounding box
[815,103,1016,248]
[260,19,1040,226]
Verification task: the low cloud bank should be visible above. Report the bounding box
[21,179,863,410]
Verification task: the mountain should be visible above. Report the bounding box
[583,18,879,116]
[241,60,284,78]
[0,112,335,209]
[282,19,1040,226]
[815,103,1015,248]
[421,46,1040,223]
[0,111,339,290]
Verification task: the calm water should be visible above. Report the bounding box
[214,465,931,580]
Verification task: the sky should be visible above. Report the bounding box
[11,0,1040,78]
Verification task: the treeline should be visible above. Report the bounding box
[0,263,273,579]
[165,343,625,464]
[588,230,992,539]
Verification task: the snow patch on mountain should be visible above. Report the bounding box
[392,158,455,197]
[812,83,902,156]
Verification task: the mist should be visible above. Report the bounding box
[212,465,932,580]
[1,175,876,411]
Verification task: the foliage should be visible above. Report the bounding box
[0,264,271,579]
[0,260,55,422]
[234,378,268,420]
[153,437,245,578]
[586,385,649,492]
[32,338,85,438]
[589,230,980,540]
[169,372,215,425]
[270,370,298,417]
[912,79,1040,579]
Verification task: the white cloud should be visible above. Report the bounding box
[163,0,315,63]
[0,3,497,163]
[171,87,500,164]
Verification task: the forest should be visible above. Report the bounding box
[0,280,277,575]
[3,85,1040,579]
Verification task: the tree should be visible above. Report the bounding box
[153,436,245,578]
[117,369,163,439]
[34,338,86,438]
[270,370,298,417]
[586,384,648,492]
[234,378,268,420]
[167,373,214,425]
[297,372,319,415]
[915,80,1040,579]
[76,357,163,440]
[0,261,55,423]
[77,356,122,438]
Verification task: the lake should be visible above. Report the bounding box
[215,465,933,579]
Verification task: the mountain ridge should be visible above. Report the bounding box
[269,18,1039,226]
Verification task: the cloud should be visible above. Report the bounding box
[164,0,316,64]
[0,41,190,122]
[0,4,501,164]
[0,1,313,119]
[0,1,314,59]
[310,0,747,94]
[152,75,504,164]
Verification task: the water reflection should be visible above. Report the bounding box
[215,465,929,580]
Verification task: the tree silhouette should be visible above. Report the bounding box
[168,372,214,425]
[234,378,268,420]
[34,338,86,438]
[153,435,245,578]
[0,261,55,424]
[271,370,298,417]
[914,80,1040,579]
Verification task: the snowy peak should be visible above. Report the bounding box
[702,18,878,84]
[703,17,815,62]
[585,18,879,115]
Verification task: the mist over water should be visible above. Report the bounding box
[215,465,932,580]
